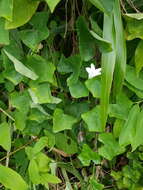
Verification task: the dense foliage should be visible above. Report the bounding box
[1,0,143,189]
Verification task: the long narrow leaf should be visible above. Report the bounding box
[113,0,126,95]
[100,13,116,130]
[4,50,38,80]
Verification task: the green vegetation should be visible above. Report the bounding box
[0,0,143,189]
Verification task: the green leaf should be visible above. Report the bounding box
[78,144,101,166]
[109,104,129,120]
[3,69,23,85]
[32,137,49,155]
[0,122,11,151]
[125,81,143,98]
[113,0,126,95]
[125,65,143,91]
[125,16,143,40]
[4,50,38,80]
[132,110,143,151]
[10,91,30,113]
[0,0,13,21]
[119,105,140,147]
[98,133,125,160]
[125,13,143,20]
[113,119,125,138]
[14,110,27,131]
[109,91,132,120]
[28,83,61,104]
[53,108,77,133]
[82,106,102,132]
[40,173,61,184]
[64,102,89,119]
[26,55,56,84]
[76,16,95,61]
[89,178,104,190]
[85,76,101,98]
[5,0,39,29]
[88,0,114,14]
[36,152,51,173]
[0,18,9,45]
[0,164,28,190]
[55,133,78,154]
[28,108,49,123]
[135,40,143,74]
[44,130,55,148]
[100,13,116,130]
[90,30,112,53]
[57,55,73,74]
[68,80,89,98]
[45,0,61,13]
[20,12,49,50]
[28,159,41,184]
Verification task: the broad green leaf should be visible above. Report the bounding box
[4,50,38,80]
[40,173,61,184]
[20,12,49,50]
[113,119,125,138]
[119,105,140,147]
[81,106,102,132]
[26,55,56,84]
[78,144,101,166]
[53,108,77,132]
[3,30,23,60]
[99,133,125,160]
[5,0,39,29]
[57,55,73,74]
[135,40,143,74]
[64,102,89,119]
[45,0,61,13]
[90,30,112,52]
[76,16,95,61]
[132,110,143,151]
[0,164,28,190]
[28,159,41,185]
[55,133,78,154]
[58,55,82,83]
[28,83,61,104]
[125,81,143,98]
[109,104,129,120]
[32,137,48,155]
[44,130,55,148]
[10,91,30,113]
[125,16,143,40]
[14,110,27,131]
[3,69,23,85]
[0,0,13,21]
[85,76,101,98]
[0,18,9,45]
[0,122,11,151]
[28,108,49,123]
[113,0,126,95]
[90,17,102,36]
[125,13,143,20]
[89,178,104,190]
[68,80,89,98]
[125,65,143,91]
[88,0,114,14]
[100,13,116,130]
[36,152,51,172]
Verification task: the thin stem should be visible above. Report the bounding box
[0,108,15,121]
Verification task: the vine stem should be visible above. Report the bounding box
[0,138,37,163]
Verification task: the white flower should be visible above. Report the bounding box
[86,64,101,79]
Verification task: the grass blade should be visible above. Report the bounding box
[113,0,126,95]
[100,13,116,130]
